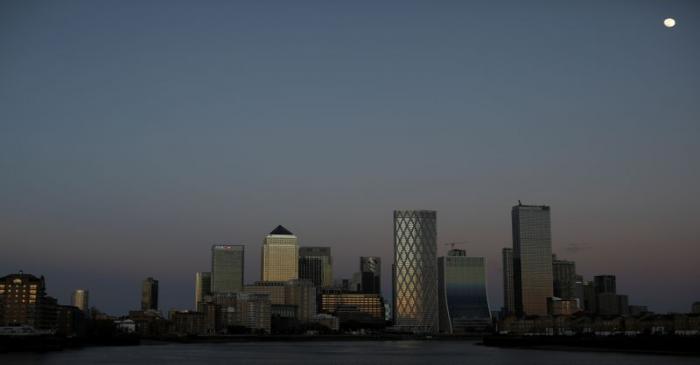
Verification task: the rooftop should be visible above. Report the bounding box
[269,225,294,236]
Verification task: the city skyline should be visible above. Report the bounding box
[3,203,698,316]
[2,0,699,316]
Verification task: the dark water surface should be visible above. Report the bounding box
[3,341,699,365]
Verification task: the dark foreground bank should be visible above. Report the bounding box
[482,334,700,356]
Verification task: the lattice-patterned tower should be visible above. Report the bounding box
[392,210,438,333]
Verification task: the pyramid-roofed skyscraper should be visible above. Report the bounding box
[262,225,299,281]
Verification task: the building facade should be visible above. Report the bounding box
[502,248,515,315]
[392,210,438,333]
[211,245,244,294]
[320,290,385,320]
[552,256,577,300]
[284,279,316,322]
[582,280,597,313]
[262,225,299,282]
[194,272,211,310]
[235,293,272,333]
[244,279,316,322]
[547,297,579,316]
[597,293,629,316]
[298,246,333,288]
[243,281,286,305]
[0,272,57,329]
[512,203,553,316]
[71,289,89,313]
[141,277,159,311]
[594,275,617,295]
[360,256,381,294]
[438,249,492,333]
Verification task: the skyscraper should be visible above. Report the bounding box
[298,246,333,288]
[501,248,515,315]
[392,210,438,333]
[141,277,159,311]
[438,249,491,334]
[194,272,211,309]
[594,275,617,294]
[593,275,628,316]
[512,203,553,316]
[262,225,299,282]
[71,289,89,313]
[360,256,381,294]
[552,255,577,299]
[211,245,244,294]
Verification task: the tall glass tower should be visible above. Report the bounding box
[512,203,553,316]
[392,210,438,333]
[211,245,244,294]
[262,225,298,281]
[552,255,577,299]
[194,271,211,309]
[298,246,333,288]
[360,256,381,294]
[141,277,159,311]
[438,249,491,334]
[71,289,89,314]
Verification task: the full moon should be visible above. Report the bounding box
[664,18,676,28]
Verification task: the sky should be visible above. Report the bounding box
[1,0,699,315]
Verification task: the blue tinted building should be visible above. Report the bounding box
[438,249,491,333]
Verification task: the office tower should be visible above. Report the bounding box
[392,210,438,333]
[594,275,616,294]
[262,225,299,281]
[235,293,272,333]
[141,277,159,311]
[284,279,316,322]
[199,292,270,333]
[597,293,629,316]
[71,289,89,313]
[592,275,628,315]
[582,280,596,312]
[552,256,577,299]
[244,280,316,321]
[211,245,244,293]
[298,246,333,288]
[501,248,515,315]
[512,203,553,316]
[0,272,57,329]
[351,272,362,292]
[360,257,381,294]
[194,272,211,309]
[244,281,287,305]
[438,249,491,334]
[693,302,700,314]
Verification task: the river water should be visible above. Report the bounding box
[3,340,698,364]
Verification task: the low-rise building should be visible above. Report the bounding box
[320,290,384,321]
[547,297,580,316]
[311,313,339,331]
[170,310,211,336]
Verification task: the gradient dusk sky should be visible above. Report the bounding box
[1,0,698,315]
